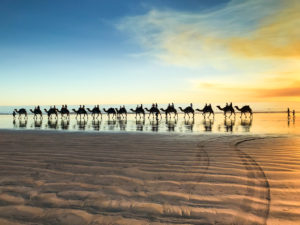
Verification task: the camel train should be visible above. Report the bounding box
[13,103,253,120]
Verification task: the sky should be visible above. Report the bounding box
[0,0,299,108]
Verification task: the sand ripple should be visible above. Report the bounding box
[0,131,299,224]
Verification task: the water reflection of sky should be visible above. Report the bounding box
[0,113,298,134]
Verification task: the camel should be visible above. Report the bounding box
[44,107,58,119]
[179,105,194,118]
[145,105,161,119]
[235,105,253,118]
[87,106,102,119]
[130,105,145,119]
[57,106,70,119]
[196,104,214,118]
[217,104,235,117]
[30,107,42,119]
[72,107,88,119]
[115,106,127,119]
[103,108,116,119]
[14,108,28,119]
[160,105,178,119]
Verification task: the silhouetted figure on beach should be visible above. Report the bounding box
[293,110,295,118]
[12,111,16,118]
[179,104,194,119]
[287,108,290,117]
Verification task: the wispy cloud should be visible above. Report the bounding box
[118,0,300,102]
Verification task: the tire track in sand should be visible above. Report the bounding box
[234,137,271,225]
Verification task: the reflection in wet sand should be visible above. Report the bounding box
[2,113,298,134]
[202,118,214,132]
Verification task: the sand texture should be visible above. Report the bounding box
[0,131,299,224]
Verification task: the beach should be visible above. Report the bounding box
[0,131,299,224]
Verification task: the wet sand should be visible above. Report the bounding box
[0,131,299,224]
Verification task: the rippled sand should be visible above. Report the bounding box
[0,131,299,224]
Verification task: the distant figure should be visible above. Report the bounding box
[293,110,295,118]
[12,111,16,118]
[287,108,290,117]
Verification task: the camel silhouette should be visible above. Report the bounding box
[30,107,42,119]
[14,108,28,119]
[115,106,127,119]
[72,107,88,119]
[103,108,116,119]
[196,104,214,118]
[145,105,161,119]
[130,105,145,119]
[57,106,70,119]
[87,106,102,119]
[160,105,178,119]
[235,105,253,118]
[179,105,194,118]
[217,104,235,117]
[44,107,58,119]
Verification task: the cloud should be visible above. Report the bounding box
[118,0,298,67]
[118,0,300,102]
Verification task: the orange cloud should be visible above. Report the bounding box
[229,1,300,58]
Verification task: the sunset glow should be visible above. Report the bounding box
[0,0,299,107]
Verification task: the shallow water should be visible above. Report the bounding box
[1,113,298,134]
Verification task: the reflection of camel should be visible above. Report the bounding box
[149,118,159,132]
[240,117,253,132]
[76,119,87,130]
[145,106,161,119]
[91,119,101,131]
[115,106,127,119]
[44,108,58,119]
[61,119,70,130]
[165,117,177,132]
[136,118,145,131]
[235,105,253,118]
[224,118,235,132]
[18,119,28,128]
[103,108,116,119]
[184,118,194,132]
[47,118,58,129]
[217,104,235,117]
[30,108,42,119]
[87,107,102,119]
[130,105,145,119]
[202,118,214,132]
[14,108,27,119]
[106,119,117,131]
[72,108,88,119]
[196,105,214,118]
[117,119,127,131]
[160,106,178,119]
[179,106,194,118]
[33,119,42,128]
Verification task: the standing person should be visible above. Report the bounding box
[293,110,295,118]
[287,108,290,117]
[12,111,16,118]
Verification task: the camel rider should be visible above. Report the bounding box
[190,103,193,108]
[156,103,158,108]
[172,103,174,108]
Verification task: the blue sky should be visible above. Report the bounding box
[0,0,299,106]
